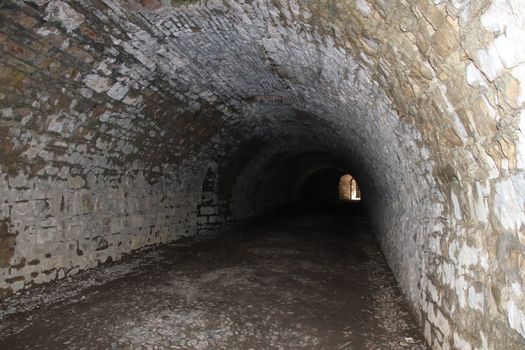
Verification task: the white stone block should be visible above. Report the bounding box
[44,1,85,33]
[107,82,129,101]
[83,74,112,93]
[476,44,504,81]
[466,62,486,87]
[493,176,525,231]
[481,2,514,34]
[512,64,525,105]
[506,300,525,337]
[495,24,525,69]
[356,0,373,17]
[517,111,525,169]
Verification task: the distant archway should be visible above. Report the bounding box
[339,174,361,201]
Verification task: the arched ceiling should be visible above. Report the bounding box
[1,0,525,348]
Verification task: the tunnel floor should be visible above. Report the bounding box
[0,211,427,350]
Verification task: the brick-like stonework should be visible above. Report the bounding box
[1,0,524,349]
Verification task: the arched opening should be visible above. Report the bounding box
[291,168,364,216]
[1,1,524,349]
[339,174,361,201]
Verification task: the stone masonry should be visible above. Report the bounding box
[1,0,525,349]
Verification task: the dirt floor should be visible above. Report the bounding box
[0,210,427,350]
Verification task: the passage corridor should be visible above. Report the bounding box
[0,211,426,349]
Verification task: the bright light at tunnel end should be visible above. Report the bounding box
[339,174,361,201]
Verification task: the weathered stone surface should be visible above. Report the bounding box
[44,1,85,33]
[0,0,524,349]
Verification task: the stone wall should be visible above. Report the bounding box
[0,0,524,349]
[0,0,232,299]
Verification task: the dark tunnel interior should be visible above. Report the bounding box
[1,1,524,349]
[297,168,346,204]
[289,167,364,217]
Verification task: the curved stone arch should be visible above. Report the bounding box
[0,0,524,348]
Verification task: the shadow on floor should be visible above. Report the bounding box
[0,204,427,350]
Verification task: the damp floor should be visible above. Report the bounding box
[0,211,427,349]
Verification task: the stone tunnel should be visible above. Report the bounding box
[0,0,525,349]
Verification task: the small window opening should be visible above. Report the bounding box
[339,174,361,201]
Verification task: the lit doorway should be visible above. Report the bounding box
[339,174,361,201]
